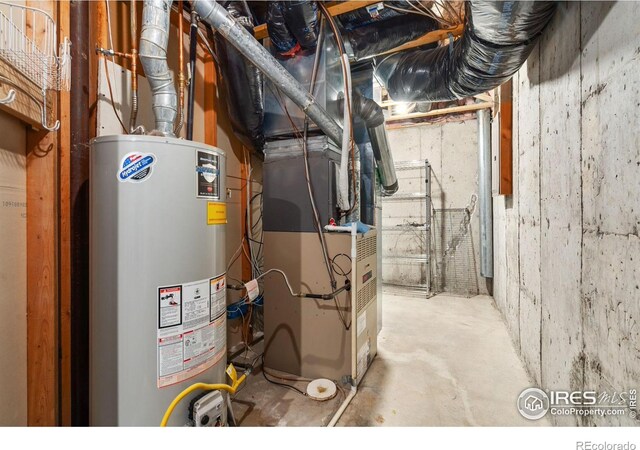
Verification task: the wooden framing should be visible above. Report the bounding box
[375,24,464,57]
[23,0,68,427]
[498,80,513,195]
[57,0,72,427]
[385,101,492,124]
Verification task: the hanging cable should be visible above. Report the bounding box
[186,8,198,140]
[301,18,350,329]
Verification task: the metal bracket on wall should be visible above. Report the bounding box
[0,74,60,131]
[0,1,71,131]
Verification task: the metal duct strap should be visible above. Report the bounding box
[374,1,557,102]
[139,0,177,136]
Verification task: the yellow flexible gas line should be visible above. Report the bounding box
[160,364,247,427]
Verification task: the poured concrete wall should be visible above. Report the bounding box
[385,120,490,295]
[492,1,640,426]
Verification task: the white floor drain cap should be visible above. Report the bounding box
[307,378,337,401]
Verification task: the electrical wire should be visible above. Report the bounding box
[317,2,357,219]
[103,0,128,134]
[330,253,352,277]
[306,13,351,329]
[260,355,307,397]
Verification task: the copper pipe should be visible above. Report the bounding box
[175,0,185,135]
[130,0,139,133]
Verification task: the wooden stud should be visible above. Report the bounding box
[57,0,72,427]
[26,0,59,427]
[386,101,492,123]
[374,24,464,58]
[204,55,217,147]
[499,80,513,195]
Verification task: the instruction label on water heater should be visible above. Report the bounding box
[157,273,227,388]
[196,150,220,199]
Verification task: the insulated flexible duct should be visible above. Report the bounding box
[345,14,439,60]
[139,0,177,136]
[349,92,398,196]
[214,3,265,151]
[266,1,319,55]
[375,1,557,102]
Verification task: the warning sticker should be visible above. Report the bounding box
[207,202,227,225]
[157,273,227,388]
[196,150,220,199]
[159,286,182,328]
[210,274,226,321]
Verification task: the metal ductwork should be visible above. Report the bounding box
[194,0,343,146]
[374,1,558,102]
[139,0,177,136]
[351,92,398,196]
[214,3,265,152]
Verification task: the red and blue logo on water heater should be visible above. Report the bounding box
[118,152,157,183]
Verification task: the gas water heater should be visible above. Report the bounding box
[90,135,227,426]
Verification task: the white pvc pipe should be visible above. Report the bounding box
[327,386,356,427]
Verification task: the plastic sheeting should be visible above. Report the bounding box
[374,1,557,102]
[214,4,265,151]
[266,1,319,54]
[345,14,438,60]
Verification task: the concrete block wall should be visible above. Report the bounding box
[492,1,640,426]
[385,120,490,295]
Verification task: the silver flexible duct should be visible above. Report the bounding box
[349,92,398,196]
[193,0,343,146]
[139,0,177,136]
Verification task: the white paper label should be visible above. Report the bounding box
[357,340,370,379]
[357,313,367,336]
[245,279,259,301]
[157,273,227,388]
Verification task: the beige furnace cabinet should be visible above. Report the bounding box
[264,228,378,384]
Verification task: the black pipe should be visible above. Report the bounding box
[300,280,351,300]
[70,0,90,425]
[186,9,198,140]
[375,1,558,102]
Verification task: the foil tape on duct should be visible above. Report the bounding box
[374,1,557,102]
[214,4,265,152]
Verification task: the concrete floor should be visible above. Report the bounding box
[232,292,548,426]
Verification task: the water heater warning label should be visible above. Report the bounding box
[157,273,227,388]
[196,150,220,199]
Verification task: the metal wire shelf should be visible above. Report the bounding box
[0,1,70,130]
